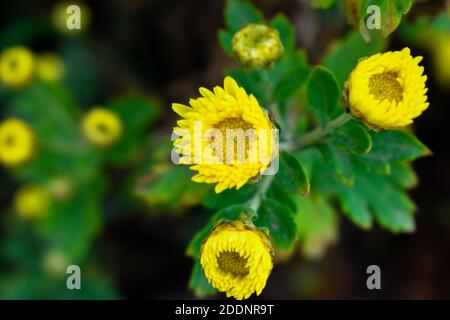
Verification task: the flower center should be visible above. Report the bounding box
[368,71,403,103]
[215,117,254,162]
[217,251,249,276]
[96,122,110,135]
[3,134,16,147]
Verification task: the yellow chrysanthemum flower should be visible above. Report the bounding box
[232,24,284,69]
[14,184,50,219]
[0,47,35,89]
[345,48,428,130]
[200,220,274,300]
[0,118,35,167]
[172,76,276,193]
[36,53,65,82]
[82,108,122,147]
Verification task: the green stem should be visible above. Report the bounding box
[295,112,352,149]
[249,174,275,212]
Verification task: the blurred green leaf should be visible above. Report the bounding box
[218,29,234,56]
[294,194,338,259]
[36,180,103,261]
[224,0,264,33]
[311,0,338,9]
[189,260,216,297]
[270,13,295,51]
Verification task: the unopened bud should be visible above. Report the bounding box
[232,24,284,69]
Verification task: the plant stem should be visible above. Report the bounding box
[295,112,352,149]
[249,174,275,212]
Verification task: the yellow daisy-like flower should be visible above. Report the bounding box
[200,220,274,300]
[232,24,284,69]
[172,76,276,193]
[0,47,35,89]
[36,53,65,82]
[0,118,35,167]
[344,48,428,130]
[82,107,122,147]
[14,184,50,219]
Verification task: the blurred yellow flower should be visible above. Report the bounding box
[200,220,273,300]
[232,24,284,69]
[43,250,68,276]
[345,48,429,130]
[14,184,50,219]
[49,176,73,201]
[0,47,35,89]
[432,33,450,85]
[0,118,35,167]
[36,53,65,82]
[82,108,122,147]
[172,77,275,193]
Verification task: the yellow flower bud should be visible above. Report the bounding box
[14,184,50,219]
[0,118,35,167]
[200,220,274,300]
[82,107,122,148]
[0,47,35,89]
[232,24,284,69]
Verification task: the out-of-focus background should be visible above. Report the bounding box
[0,0,449,299]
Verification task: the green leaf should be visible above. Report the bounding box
[331,120,372,155]
[346,0,413,41]
[294,194,338,259]
[256,198,298,250]
[276,151,310,195]
[224,0,264,33]
[189,260,217,297]
[355,167,416,232]
[389,162,418,189]
[273,66,310,100]
[270,13,295,51]
[322,30,385,85]
[202,184,255,210]
[318,143,354,185]
[266,179,297,213]
[135,165,207,212]
[334,180,373,229]
[368,130,431,163]
[306,66,340,122]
